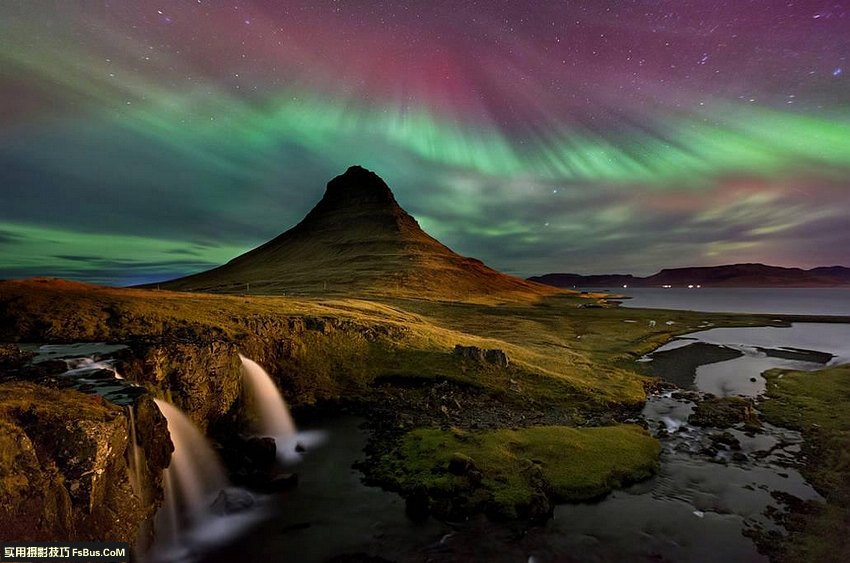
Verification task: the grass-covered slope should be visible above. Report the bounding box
[0,278,772,413]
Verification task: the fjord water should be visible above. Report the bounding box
[619,287,850,315]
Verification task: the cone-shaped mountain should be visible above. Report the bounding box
[158,166,558,300]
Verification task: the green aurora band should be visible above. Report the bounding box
[1,8,849,282]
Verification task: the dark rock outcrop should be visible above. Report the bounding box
[689,396,761,430]
[453,345,509,367]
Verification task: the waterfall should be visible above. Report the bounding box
[126,406,144,498]
[239,354,296,440]
[154,399,228,534]
[64,356,123,379]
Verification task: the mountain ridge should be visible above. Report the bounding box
[530,263,850,288]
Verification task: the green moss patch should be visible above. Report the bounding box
[373,424,660,520]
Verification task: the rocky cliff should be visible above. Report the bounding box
[0,383,170,545]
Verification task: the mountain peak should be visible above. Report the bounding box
[321,165,398,208]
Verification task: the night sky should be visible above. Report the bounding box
[1,1,848,285]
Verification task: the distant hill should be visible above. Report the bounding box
[154,166,561,301]
[530,264,850,288]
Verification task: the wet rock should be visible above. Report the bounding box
[524,491,554,521]
[210,488,255,515]
[265,472,299,492]
[217,434,277,489]
[710,431,742,451]
[732,452,749,463]
[689,396,761,430]
[0,344,32,365]
[247,436,278,464]
[671,390,702,402]
[701,446,719,458]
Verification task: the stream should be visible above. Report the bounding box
[22,321,850,562]
[199,322,847,562]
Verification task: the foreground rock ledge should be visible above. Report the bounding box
[0,382,170,544]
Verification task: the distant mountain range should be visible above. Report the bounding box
[529,264,850,288]
[153,166,559,300]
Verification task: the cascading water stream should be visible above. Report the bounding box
[238,354,326,463]
[239,354,296,439]
[153,399,229,542]
[64,356,123,378]
[150,398,269,561]
[126,406,144,498]
[149,357,323,559]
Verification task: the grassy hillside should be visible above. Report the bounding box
[0,278,773,412]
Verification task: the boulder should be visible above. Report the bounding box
[453,345,510,367]
[210,488,255,515]
[483,349,510,368]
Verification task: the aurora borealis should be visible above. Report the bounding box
[1,1,848,284]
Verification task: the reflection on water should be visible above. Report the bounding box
[652,323,850,397]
